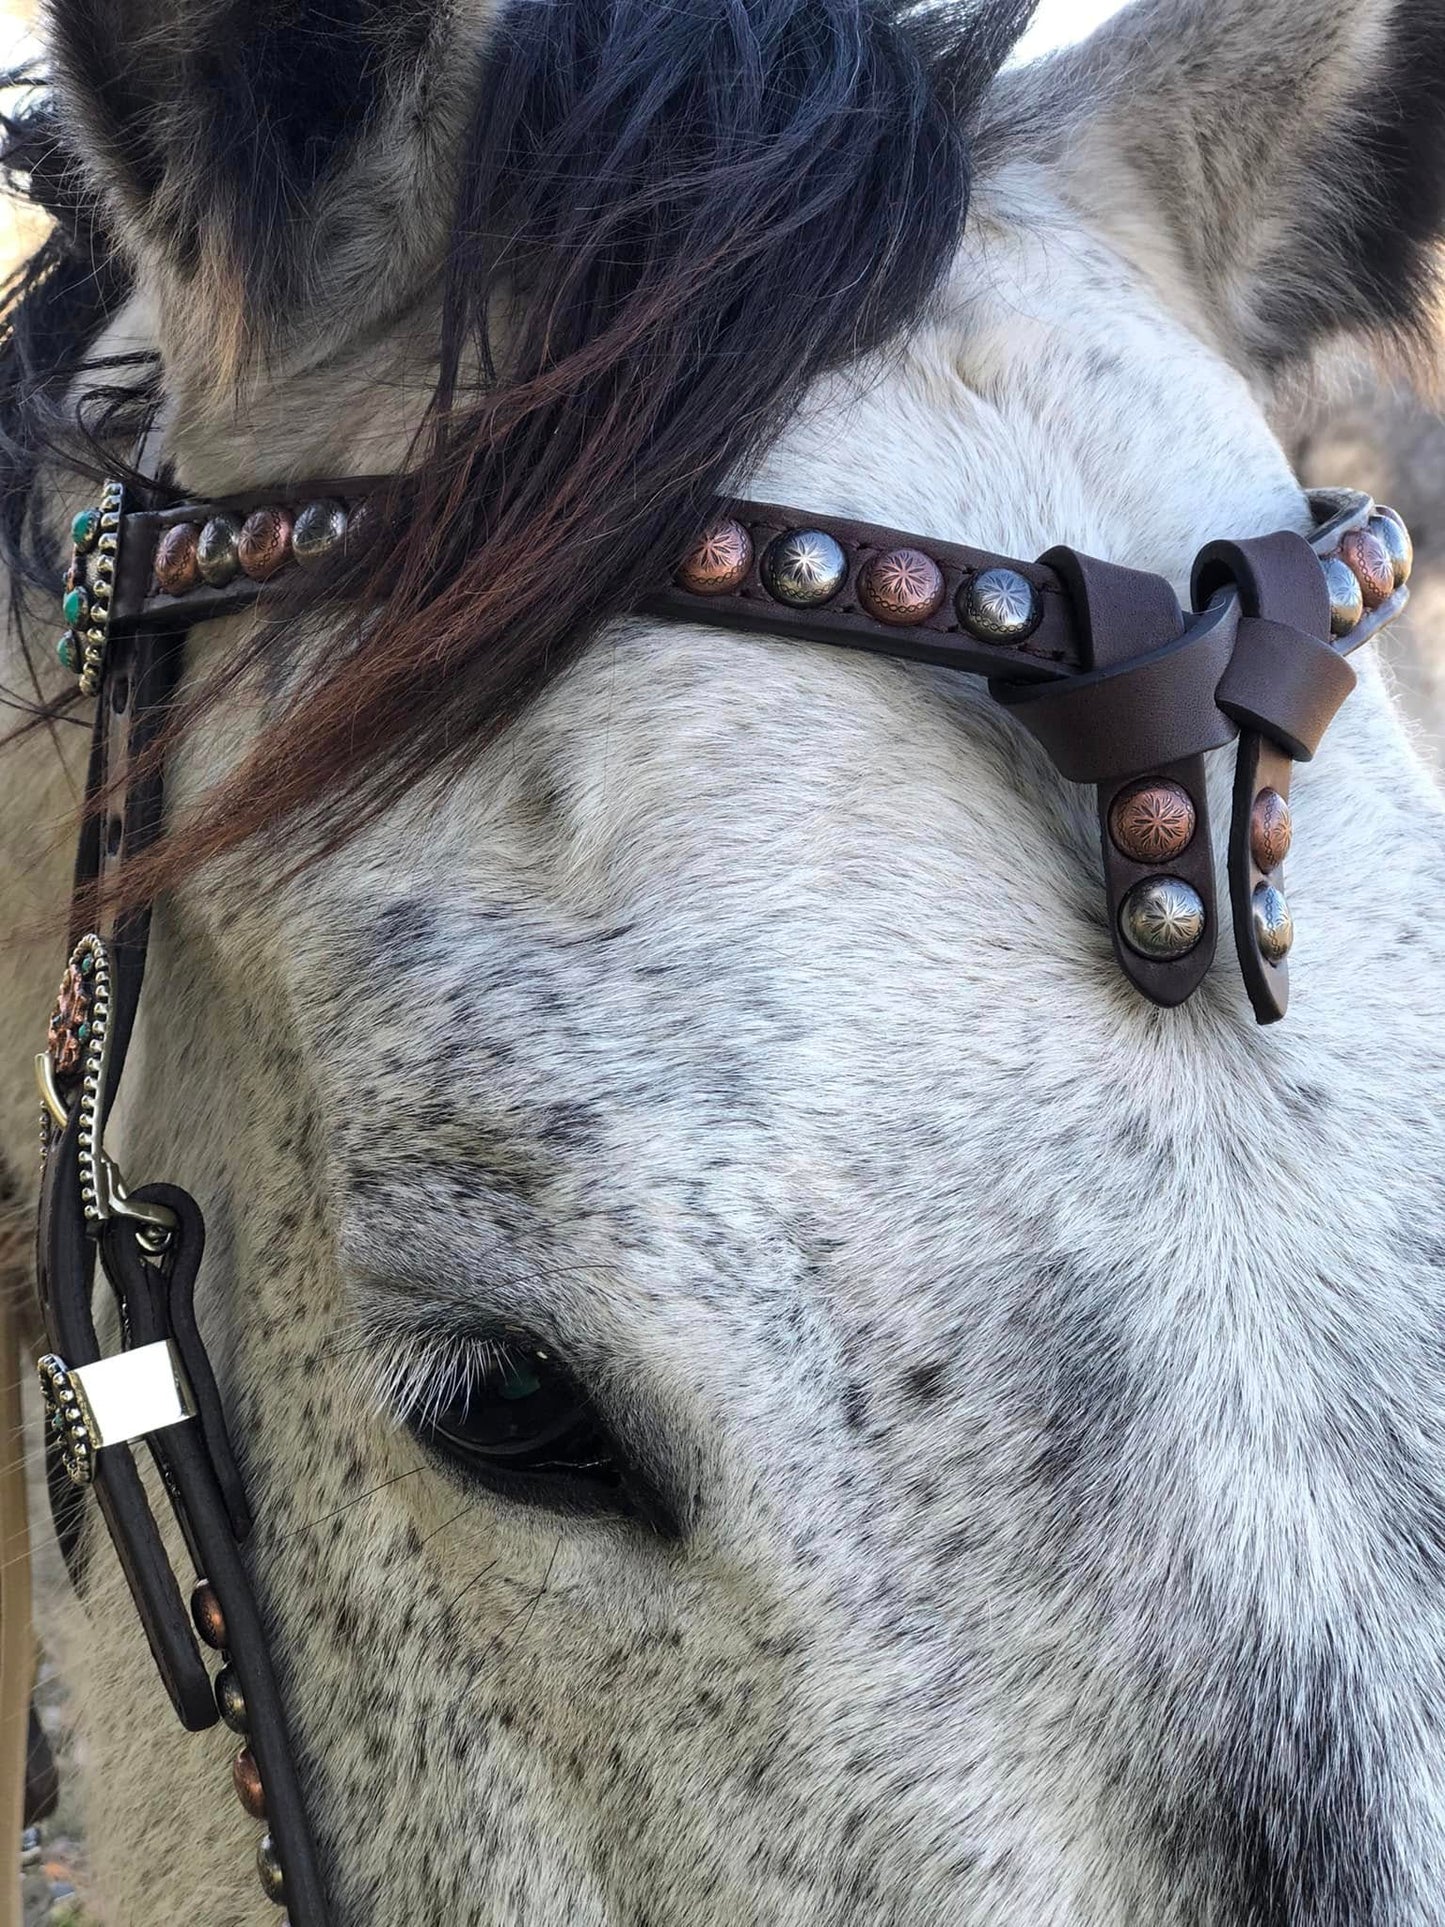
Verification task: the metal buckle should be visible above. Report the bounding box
[34,1046,177,1237]
[37,1343,196,1486]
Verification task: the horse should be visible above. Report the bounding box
[4,0,1445,1918]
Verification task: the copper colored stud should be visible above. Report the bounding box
[238,507,294,582]
[857,546,945,627]
[675,519,753,595]
[47,960,91,1078]
[233,1747,267,1820]
[1337,527,1394,610]
[1108,779,1197,864]
[1249,787,1292,873]
[154,522,201,597]
[190,1579,227,1652]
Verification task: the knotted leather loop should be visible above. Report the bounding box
[1042,547,1186,672]
[988,596,1239,784]
[1191,530,1355,760]
[1215,615,1356,761]
[1190,529,1351,1026]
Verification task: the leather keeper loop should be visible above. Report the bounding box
[1191,529,1330,636]
[990,596,1239,784]
[1214,614,1357,761]
[1041,545,1185,670]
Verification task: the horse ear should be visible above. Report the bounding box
[46,0,471,380]
[994,0,1445,371]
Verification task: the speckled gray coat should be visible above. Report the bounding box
[5,1,1445,1922]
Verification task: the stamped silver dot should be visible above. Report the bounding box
[1252,883,1294,964]
[760,529,848,608]
[1322,554,1364,638]
[1118,876,1207,962]
[1370,506,1413,589]
[215,1663,249,1736]
[292,499,350,567]
[197,514,243,588]
[257,1833,286,1906]
[958,566,1042,643]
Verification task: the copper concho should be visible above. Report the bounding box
[191,1581,229,1652]
[154,522,201,597]
[1108,779,1197,864]
[1249,788,1292,873]
[1336,527,1394,611]
[233,1747,267,1820]
[857,546,945,626]
[676,519,753,595]
[47,954,95,1078]
[238,507,294,582]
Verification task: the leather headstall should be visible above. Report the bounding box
[28,471,1410,1921]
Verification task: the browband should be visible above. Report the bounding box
[59,476,1409,1022]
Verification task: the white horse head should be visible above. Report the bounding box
[4,0,1445,1919]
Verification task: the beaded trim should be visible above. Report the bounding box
[151,494,354,601]
[36,1353,95,1486]
[58,482,123,695]
[42,933,113,1222]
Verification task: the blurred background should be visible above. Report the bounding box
[9,0,1445,1918]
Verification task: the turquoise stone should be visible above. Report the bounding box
[63,586,88,628]
[71,506,100,551]
[56,631,80,672]
[79,953,94,974]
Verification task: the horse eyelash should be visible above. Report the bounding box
[350,1324,540,1434]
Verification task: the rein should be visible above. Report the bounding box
[20,471,1411,1921]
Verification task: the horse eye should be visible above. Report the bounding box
[408,1340,624,1498]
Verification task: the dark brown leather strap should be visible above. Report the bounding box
[38,477,332,1920]
[74,478,1406,1028]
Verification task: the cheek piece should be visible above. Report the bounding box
[28,467,1409,1918]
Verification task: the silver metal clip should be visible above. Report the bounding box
[38,1344,196,1486]
[35,1050,178,1235]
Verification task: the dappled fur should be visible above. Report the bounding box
[4,1,1445,1923]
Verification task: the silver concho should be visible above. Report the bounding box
[216,1664,250,1735]
[1118,876,1207,962]
[1321,554,1364,638]
[197,513,243,588]
[959,566,1041,643]
[292,498,350,567]
[1370,506,1413,589]
[256,1833,286,1905]
[1252,883,1294,964]
[761,529,848,608]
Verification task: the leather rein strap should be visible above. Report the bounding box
[29,470,1409,1922]
[36,474,331,1919]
